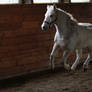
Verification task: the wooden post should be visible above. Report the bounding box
[21,0,33,4]
[59,0,64,3]
[22,0,25,4]
[64,0,71,3]
[31,0,33,4]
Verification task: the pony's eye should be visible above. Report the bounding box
[50,15,53,18]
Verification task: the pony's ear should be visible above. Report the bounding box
[47,5,50,10]
[53,4,57,10]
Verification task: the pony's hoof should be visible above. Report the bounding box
[70,70,75,74]
[49,63,55,72]
[50,67,55,73]
[83,64,88,72]
[70,68,76,74]
[64,64,71,71]
[50,65,55,72]
[83,68,87,72]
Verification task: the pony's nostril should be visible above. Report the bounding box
[43,26,46,29]
[42,26,47,30]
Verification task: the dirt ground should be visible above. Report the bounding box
[0,64,92,92]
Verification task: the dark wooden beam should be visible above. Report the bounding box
[21,0,33,4]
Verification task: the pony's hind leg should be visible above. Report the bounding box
[83,48,92,71]
[50,42,59,71]
[71,49,82,71]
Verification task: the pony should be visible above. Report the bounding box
[41,5,92,71]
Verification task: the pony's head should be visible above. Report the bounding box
[41,5,57,30]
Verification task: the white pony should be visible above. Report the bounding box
[41,5,92,71]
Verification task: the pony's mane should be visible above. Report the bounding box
[56,7,78,32]
[57,8,78,23]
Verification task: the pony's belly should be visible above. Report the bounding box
[68,35,90,49]
[75,31,92,48]
[55,37,91,50]
[75,39,91,49]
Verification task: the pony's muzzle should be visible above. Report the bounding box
[41,23,49,31]
[42,25,47,30]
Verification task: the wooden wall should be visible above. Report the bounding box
[0,4,91,79]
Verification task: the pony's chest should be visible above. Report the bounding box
[54,31,74,49]
[55,36,69,48]
[54,33,76,50]
[54,33,64,43]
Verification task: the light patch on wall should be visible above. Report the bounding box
[0,0,19,4]
[71,0,90,3]
[33,0,58,3]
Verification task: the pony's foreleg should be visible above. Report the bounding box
[61,50,70,70]
[83,49,92,71]
[50,43,58,71]
[71,49,82,71]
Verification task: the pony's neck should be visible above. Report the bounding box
[55,8,77,37]
[55,9,68,36]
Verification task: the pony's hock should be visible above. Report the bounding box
[41,5,92,71]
